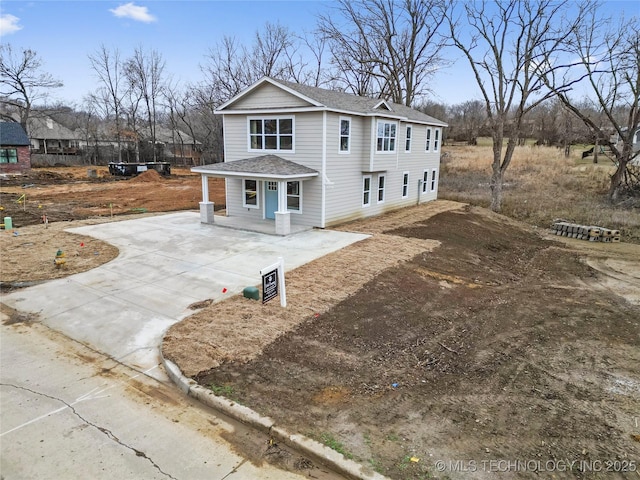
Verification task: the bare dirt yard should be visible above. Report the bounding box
[0,166,224,288]
[2,165,639,479]
[169,204,640,480]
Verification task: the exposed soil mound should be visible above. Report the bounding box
[193,206,639,480]
[129,169,163,183]
[0,166,224,228]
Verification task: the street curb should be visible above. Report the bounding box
[159,353,389,480]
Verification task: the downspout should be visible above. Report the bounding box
[417,179,423,205]
[369,118,376,172]
[321,110,327,228]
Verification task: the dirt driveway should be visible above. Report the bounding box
[172,204,639,479]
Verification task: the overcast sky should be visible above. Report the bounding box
[1,0,638,108]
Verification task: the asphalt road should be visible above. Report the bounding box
[0,319,331,479]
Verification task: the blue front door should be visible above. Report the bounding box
[265,181,278,219]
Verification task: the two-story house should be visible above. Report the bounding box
[192,77,447,235]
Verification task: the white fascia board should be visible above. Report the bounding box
[191,169,318,181]
[373,99,393,111]
[216,77,323,112]
[215,106,326,115]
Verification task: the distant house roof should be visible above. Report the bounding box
[0,122,30,146]
[217,77,448,127]
[29,116,80,140]
[154,126,201,145]
[192,155,319,180]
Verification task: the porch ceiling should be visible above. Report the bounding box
[192,155,318,180]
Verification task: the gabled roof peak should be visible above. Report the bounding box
[217,76,448,127]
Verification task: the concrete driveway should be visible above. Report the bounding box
[2,212,368,381]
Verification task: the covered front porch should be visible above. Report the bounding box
[192,155,319,236]
[205,212,312,236]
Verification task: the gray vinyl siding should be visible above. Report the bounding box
[222,111,442,229]
[222,111,324,227]
[230,83,312,109]
[324,117,441,226]
[225,177,263,220]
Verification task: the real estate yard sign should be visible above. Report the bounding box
[260,257,286,307]
[262,269,278,303]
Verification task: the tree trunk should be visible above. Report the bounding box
[490,139,504,212]
[608,165,625,201]
[490,167,504,212]
[593,137,599,164]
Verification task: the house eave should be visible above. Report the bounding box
[216,77,324,112]
[191,168,318,181]
[217,106,448,127]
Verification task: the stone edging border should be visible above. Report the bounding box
[160,352,390,480]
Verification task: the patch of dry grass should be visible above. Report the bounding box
[439,144,640,243]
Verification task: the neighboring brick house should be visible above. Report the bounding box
[0,122,31,174]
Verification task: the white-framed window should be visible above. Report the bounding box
[287,181,301,212]
[362,175,372,207]
[405,126,412,152]
[425,127,432,152]
[248,117,294,151]
[433,128,440,152]
[243,179,259,208]
[430,168,438,192]
[377,174,386,203]
[422,170,429,193]
[376,121,397,152]
[339,117,351,153]
[402,172,409,198]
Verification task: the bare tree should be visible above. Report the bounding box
[286,31,331,87]
[124,46,166,162]
[317,0,447,106]
[445,0,590,212]
[250,22,296,79]
[88,45,127,162]
[201,36,250,103]
[0,44,62,133]
[546,10,640,200]
[201,21,300,103]
[444,100,488,145]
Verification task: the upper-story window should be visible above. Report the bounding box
[425,127,432,151]
[376,121,397,152]
[339,117,351,153]
[405,126,412,152]
[249,117,293,151]
[433,128,440,152]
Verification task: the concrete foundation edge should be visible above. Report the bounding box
[160,353,389,480]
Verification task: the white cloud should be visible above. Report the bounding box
[0,14,23,35]
[109,3,157,23]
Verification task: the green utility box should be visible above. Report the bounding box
[243,286,260,300]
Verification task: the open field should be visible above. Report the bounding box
[438,144,640,244]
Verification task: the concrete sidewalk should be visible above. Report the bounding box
[2,212,368,381]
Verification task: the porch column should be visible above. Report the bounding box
[199,174,215,224]
[274,180,290,235]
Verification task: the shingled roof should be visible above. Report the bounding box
[192,155,318,179]
[219,77,447,127]
[0,122,30,146]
